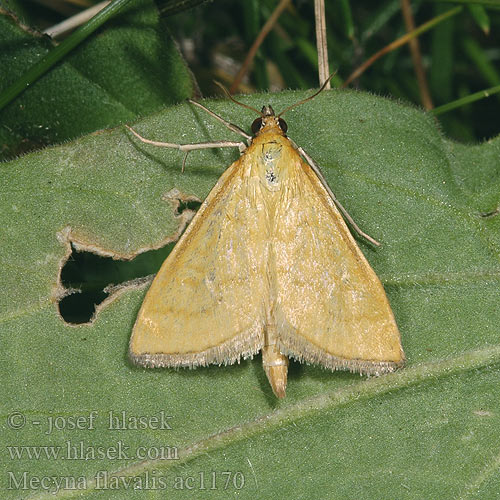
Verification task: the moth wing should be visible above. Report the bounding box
[130,158,267,368]
[275,156,405,374]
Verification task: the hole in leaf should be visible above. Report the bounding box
[177,199,202,213]
[59,242,176,324]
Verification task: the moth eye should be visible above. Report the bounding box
[278,118,288,133]
[251,118,263,135]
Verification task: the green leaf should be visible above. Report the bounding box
[2,90,500,499]
[0,0,193,160]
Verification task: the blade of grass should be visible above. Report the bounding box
[339,0,354,40]
[467,4,490,34]
[158,0,212,17]
[430,84,500,115]
[423,0,500,8]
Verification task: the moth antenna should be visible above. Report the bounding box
[277,71,337,118]
[214,81,262,116]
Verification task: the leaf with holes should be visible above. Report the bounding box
[1,90,500,499]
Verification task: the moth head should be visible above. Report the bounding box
[251,106,288,136]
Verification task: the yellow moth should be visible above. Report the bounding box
[128,83,405,398]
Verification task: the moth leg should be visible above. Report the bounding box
[294,141,381,247]
[188,99,252,141]
[126,125,245,152]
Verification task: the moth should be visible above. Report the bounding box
[128,83,405,398]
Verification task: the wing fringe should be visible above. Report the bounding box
[129,328,263,369]
[277,329,404,376]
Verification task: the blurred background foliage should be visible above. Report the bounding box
[2,0,499,144]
